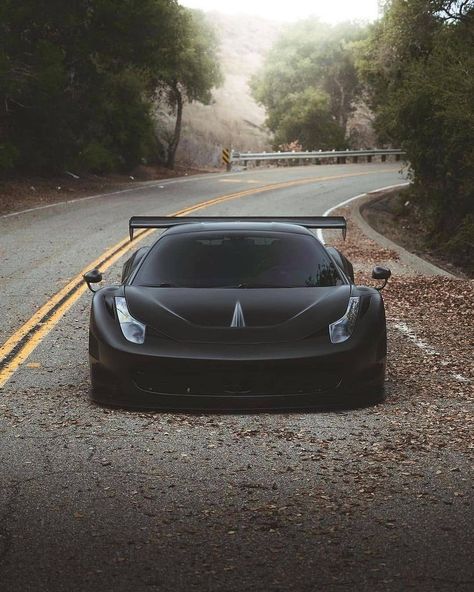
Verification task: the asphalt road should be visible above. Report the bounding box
[1,163,472,592]
[1,163,403,341]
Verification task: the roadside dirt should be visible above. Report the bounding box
[361,190,471,278]
[330,208,473,451]
[0,164,219,216]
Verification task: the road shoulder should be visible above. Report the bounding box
[353,189,457,277]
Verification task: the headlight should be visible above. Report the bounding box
[115,297,146,344]
[329,296,360,344]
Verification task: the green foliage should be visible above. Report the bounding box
[361,0,474,266]
[0,142,18,170]
[0,0,221,174]
[445,215,474,272]
[251,20,367,149]
[79,141,118,173]
[169,9,223,105]
[272,88,346,150]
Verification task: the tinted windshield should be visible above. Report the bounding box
[133,231,344,288]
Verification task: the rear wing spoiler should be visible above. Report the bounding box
[129,215,347,241]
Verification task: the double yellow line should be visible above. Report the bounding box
[0,169,389,388]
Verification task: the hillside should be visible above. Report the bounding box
[175,12,282,166]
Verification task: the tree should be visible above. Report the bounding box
[0,0,191,173]
[361,0,474,266]
[250,20,367,149]
[271,88,346,150]
[160,9,223,169]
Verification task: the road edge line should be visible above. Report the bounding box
[317,181,457,277]
[0,171,238,220]
[316,182,410,243]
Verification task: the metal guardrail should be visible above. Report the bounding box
[231,148,406,166]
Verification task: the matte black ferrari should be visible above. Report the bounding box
[84,216,391,410]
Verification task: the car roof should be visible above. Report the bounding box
[161,221,314,236]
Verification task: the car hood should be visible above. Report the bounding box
[124,286,351,344]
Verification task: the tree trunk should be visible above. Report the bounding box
[334,77,347,131]
[166,84,184,170]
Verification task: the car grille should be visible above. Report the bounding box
[133,361,340,397]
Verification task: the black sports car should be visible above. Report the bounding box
[84,216,391,410]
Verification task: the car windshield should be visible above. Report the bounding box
[132,231,344,288]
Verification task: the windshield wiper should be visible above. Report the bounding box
[140,283,176,288]
[208,283,248,288]
[214,283,295,289]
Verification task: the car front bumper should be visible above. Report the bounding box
[89,329,386,411]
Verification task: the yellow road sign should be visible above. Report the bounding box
[222,148,231,165]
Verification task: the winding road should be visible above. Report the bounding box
[1,163,472,592]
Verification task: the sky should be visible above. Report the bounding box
[181,0,380,24]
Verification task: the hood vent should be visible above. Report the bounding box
[230,301,246,328]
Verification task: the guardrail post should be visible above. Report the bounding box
[353,156,358,164]
[381,154,386,163]
[367,155,372,163]
[396,153,401,162]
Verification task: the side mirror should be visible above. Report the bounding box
[372,266,391,291]
[84,268,103,293]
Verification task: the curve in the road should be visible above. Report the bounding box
[0,168,396,388]
[316,182,410,243]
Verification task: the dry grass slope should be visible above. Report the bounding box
[176,12,282,167]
